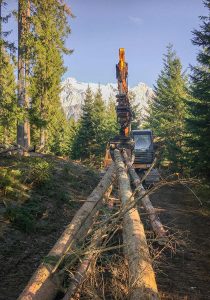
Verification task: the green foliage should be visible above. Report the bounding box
[72,86,95,159]
[91,87,108,158]
[0,1,16,53]
[186,0,210,178]
[29,0,72,151]
[145,45,189,171]
[128,91,142,130]
[5,205,35,233]
[0,168,26,200]
[104,96,119,141]
[72,86,119,164]
[21,158,53,186]
[0,169,12,191]
[0,49,17,144]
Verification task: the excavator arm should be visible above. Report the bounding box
[115,48,131,137]
[116,48,128,95]
[108,48,134,159]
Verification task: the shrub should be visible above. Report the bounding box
[22,158,53,186]
[5,205,35,233]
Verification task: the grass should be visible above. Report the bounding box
[0,155,99,234]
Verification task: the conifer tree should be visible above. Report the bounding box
[0,0,15,52]
[145,45,188,170]
[17,0,31,148]
[128,90,142,130]
[29,0,72,150]
[91,86,107,157]
[0,49,17,144]
[71,86,95,159]
[186,0,210,178]
[0,1,17,144]
[104,96,118,140]
[49,115,77,156]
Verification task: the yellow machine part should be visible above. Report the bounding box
[118,48,128,94]
[104,147,112,169]
[133,163,151,169]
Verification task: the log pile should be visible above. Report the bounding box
[114,149,159,299]
[122,149,167,239]
[18,150,166,300]
[18,163,116,300]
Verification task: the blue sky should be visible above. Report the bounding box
[3,0,207,87]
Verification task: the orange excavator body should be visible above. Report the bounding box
[117,48,128,95]
[104,48,134,168]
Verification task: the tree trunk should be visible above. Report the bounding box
[62,186,114,300]
[122,150,167,239]
[18,163,116,300]
[17,0,30,149]
[114,149,159,300]
[62,227,104,300]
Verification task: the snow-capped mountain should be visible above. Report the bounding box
[60,77,154,120]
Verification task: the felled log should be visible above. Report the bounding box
[0,145,19,155]
[18,163,116,300]
[62,227,104,300]
[114,149,159,300]
[0,143,31,156]
[122,150,167,239]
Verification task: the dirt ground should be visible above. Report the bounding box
[151,185,210,300]
[0,157,210,299]
[0,156,99,300]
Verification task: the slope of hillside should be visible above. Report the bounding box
[1,155,210,299]
[0,155,99,300]
[60,77,154,120]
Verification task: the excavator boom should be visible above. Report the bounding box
[107,48,134,161]
[115,48,131,137]
[116,48,128,95]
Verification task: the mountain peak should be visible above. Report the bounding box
[60,77,154,120]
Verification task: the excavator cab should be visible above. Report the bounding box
[132,129,159,186]
[132,130,154,170]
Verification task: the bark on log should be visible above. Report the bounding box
[62,187,114,300]
[114,149,159,300]
[122,150,167,239]
[18,163,116,300]
[62,228,104,300]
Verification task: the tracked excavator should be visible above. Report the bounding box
[104,48,159,185]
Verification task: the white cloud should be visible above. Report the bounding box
[129,16,143,25]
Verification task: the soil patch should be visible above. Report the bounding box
[151,185,210,299]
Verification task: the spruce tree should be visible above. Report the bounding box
[0,49,17,144]
[49,115,77,156]
[17,0,31,148]
[104,96,118,141]
[128,91,142,130]
[29,0,72,150]
[0,1,17,144]
[91,86,107,158]
[0,0,15,53]
[71,86,95,159]
[146,45,188,170]
[186,0,210,178]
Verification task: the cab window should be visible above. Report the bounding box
[134,134,151,150]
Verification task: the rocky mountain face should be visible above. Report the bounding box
[60,77,154,120]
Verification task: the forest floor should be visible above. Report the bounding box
[0,155,210,300]
[150,185,210,299]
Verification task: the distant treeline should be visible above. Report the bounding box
[0,0,210,179]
